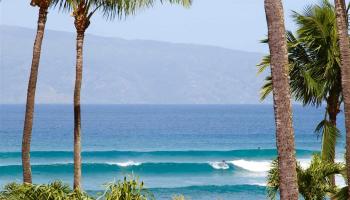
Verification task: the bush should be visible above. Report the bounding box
[0,181,93,200]
[0,178,156,200]
[267,154,344,200]
[98,177,154,200]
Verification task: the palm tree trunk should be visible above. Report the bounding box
[73,30,84,190]
[340,0,348,26]
[334,0,350,197]
[22,6,48,184]
[326,93,340,196]
[264,0,299,199]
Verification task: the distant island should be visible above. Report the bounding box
[0,25,267,105]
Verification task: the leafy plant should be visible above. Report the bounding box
[332,186,349,200]
[258,0,349,164]
[267,154,344,200]
[99,177,154,200]
[0,181,92,200]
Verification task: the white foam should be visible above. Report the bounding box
[208,161,230,170]
[229,160,271,172]
[299,159,311,169]
[107,161,141,167]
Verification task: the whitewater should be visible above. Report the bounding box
[0,105,346,199]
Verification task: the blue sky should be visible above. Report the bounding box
[0,0,348,53]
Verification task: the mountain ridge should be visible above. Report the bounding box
[0,25,269,104]
[1,25,265,55]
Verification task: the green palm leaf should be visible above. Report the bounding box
[54,0,191,19]
[267,154,344,200]
[315,119,341,161]
[258,0,347,164]
[332,186,349,200]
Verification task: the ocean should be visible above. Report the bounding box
[0,105,346,199]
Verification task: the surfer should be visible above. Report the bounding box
[217,160,228,169]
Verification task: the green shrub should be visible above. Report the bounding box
[267,154,344,200]
[0,178,155,200]
[0,181,92,200]
[98,177,154,200]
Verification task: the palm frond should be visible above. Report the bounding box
[258,0,343,108]
[161,0,191,8]
[332,186,348,200]
[314,119,341,162]
[266,159,279,200]
[54,0,191,19]
[257,55,270,74]
[267,154,343,200]
[260,76,272,101]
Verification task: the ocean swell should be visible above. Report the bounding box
[229,160,271,172]
[0,149,315,160]
[0,159,280,175]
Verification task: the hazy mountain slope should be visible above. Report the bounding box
[0,25,268,104]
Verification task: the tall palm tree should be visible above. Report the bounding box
[258,1,347,187]
[59,0,191,190]
[22,0,63,184]
[334,0,350,197]
[264,0,299,199]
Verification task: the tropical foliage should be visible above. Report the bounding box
[98,177,154,200]
[258,0,348,165]
[0,178,157,200]
[11,0,350,199]
[0,181,92,200]
[333,186,349,200]
[267,154,344,200]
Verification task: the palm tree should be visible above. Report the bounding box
[58,0,191,190]
[22,0,63,184]
[333,0,350,197]
[340,0,348,24]
[258,1,346,187]
[267,154,344,200]
[264,0,299,199]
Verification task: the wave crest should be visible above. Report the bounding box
[208,161,230,170]
[229,160,271,172]
[108,161,142,167]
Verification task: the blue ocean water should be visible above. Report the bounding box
[0,105,346,199]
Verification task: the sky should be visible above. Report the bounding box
[0,0,348,53]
